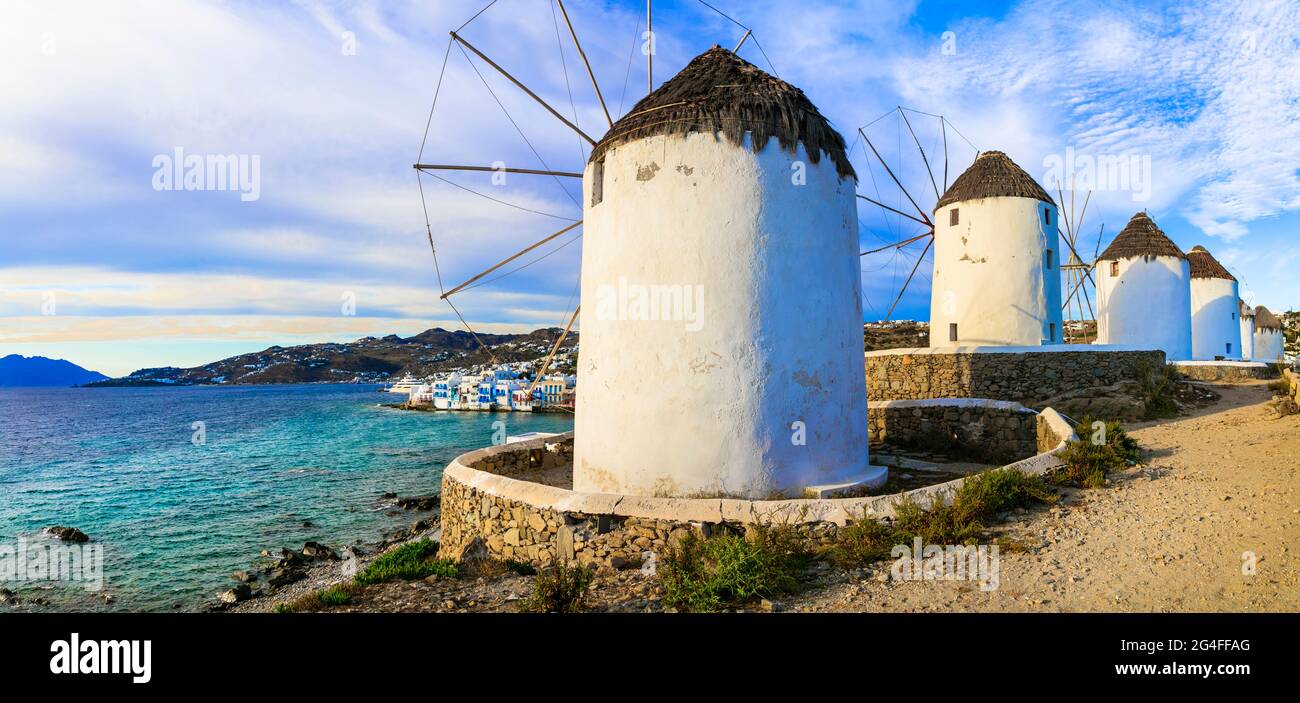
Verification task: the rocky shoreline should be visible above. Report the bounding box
[212,492,443,612]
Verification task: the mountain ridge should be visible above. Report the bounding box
[0,355,110,387]
[85,327,579,387]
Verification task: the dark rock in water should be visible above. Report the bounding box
[219,585,252,604]
[395,494,440,511]
[267,568,306,588]
[380,492,397,499]
[411,518,436,533]
[302,520,314,528]
[301,542,337,560]
[231,570,260,583]
[0,588,16,605]
[44,526,90,543]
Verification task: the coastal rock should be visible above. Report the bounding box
[411,518,436,534]
[44,526,90,543]
[396,494,440,511]
[267,568,306,588]
[0,588,16,605]
[301,542,337,560]
[231,570,260,583]
[219,585,252,604]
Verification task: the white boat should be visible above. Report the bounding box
[385,374,423,394]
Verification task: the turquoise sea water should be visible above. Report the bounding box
[0,384,572,612]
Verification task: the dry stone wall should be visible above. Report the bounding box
[868,399,1038,462]
[1172,361,1277,382]
[865,347,1166,404]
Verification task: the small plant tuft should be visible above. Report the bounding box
[660,525,809,612]
[1138,362,1180,419]
[828,467,1056,568]
[524,560,592,613]
[278,582,359,612]
[1053,416,1141,488]
[354,539,457,585]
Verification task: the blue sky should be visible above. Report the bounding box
[1,0,1297,376]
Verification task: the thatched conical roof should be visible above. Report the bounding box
[934,151,1053,209]
[589,46,854,179]
[1187,246,1236,280]
[1098,212,1186,261]
[1254,305,1282,330]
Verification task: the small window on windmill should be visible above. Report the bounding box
[1043,208,1051,226]
[949,208,959,226]
[1227,342,1234,356]
[1046,250,1054,270]
[1110,261,1120,277]
[949,323,958,342]
[1049,322,1057,341]
[590,159,605,207]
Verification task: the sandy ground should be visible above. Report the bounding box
[791,381,1300,612]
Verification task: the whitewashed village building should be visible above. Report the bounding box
[1253,305,1285,362]
[574,47,875,499]
[1238,300,1256,361]
[1096,212,1193,361]
[929,151,1064,346]
[1187,246,1241,360]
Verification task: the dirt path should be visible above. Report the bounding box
[791,382,1300,612]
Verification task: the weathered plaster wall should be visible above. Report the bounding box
[1191,277,1241,360]
[864,346,1166,404]
[1240,313,1256,360]
[930,196,1064,346]
[1096,255,1193,361]
[1254,329,1285,363]
[575,131,869,499]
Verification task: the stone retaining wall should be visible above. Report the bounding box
[1172,361,1277,382]
[865,346,1166,404]
[437,419,1079,571]
[868,399,1038,462]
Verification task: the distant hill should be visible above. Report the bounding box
[86,328,579,387]
[0,355,110,387]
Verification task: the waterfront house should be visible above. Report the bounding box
[432,372,462,409]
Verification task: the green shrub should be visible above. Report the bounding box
[524,561,592,613]
[504,559,537,576]
[828,468,1056,568]
[899,467,1057,544]
[354,539,458,585]
[1139,363,1179,419]
[1053,416,1141,488]
[660,525,809,612]
[277,582,359,612]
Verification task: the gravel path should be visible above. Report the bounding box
[790,381,1300,612]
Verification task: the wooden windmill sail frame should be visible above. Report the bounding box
[854,107,976,321]
[413,0,777,397]
[1054,177,1105,344]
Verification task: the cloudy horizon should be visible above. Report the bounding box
[2,0,1297,376]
